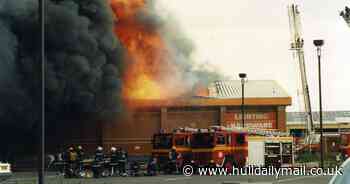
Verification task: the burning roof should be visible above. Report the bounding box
[124,80,292,108]
[207,80,290,99]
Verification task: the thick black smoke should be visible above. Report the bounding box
[45,0,123,120]
[0,0,223,159]
[0,0,123,159]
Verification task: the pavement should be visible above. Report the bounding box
[0,172,332,184]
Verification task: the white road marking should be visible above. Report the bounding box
[6,175,59,182]
[276,175,318,183]
[164,176,192,182]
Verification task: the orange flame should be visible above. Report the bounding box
[110,0,183,100]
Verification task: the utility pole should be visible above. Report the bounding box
[39,0,45,183]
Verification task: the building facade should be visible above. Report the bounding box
[287,111,350,135]
[57,80,291,155]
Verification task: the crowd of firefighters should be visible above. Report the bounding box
[51,145,181,178]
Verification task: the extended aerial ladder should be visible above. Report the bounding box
[340,6,350,27]
[287,4,318,146]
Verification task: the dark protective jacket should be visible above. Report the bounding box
[77,149,84,161]
[118,150,127,162]
[110,151,118,163]
[94,150,104,162]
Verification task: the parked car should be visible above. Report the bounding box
[0,162,12,182]
[329,157,350,184]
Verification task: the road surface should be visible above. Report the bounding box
[1,172,332,184]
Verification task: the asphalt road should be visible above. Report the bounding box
[2,173,332,184]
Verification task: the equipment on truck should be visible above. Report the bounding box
[341,6,350,27]
[129,160,147,176]
[287,4,320,150]
[247,136,294,167]
[211,126,294,167]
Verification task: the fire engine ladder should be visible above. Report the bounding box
[287,4,319,145]
[210,126,290,137]
[341,6,350,27]
[174,127,199,132]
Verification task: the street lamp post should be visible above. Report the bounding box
[239,73,247,128]
[39,0,45,183]
[313,39,324,169]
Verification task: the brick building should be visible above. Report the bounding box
[59,80,291,155]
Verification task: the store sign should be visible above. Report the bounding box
[224,112,276,129]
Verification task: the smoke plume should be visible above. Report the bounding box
[45,0,123,120]
[111,0,223,100]
[0,0,222,158]
[0,0,124,158]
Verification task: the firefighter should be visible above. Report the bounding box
[55,147,65,175]
[92,146,105,178]
[76,145,84,161]
[55,147,64,162]
[168,148,177,174]
[118,148,128,176]
[76,145,84,173]
[68,147,78,162]
[95,146,105,162]
[176,152,183,173]
[65,147,77,177]
[109,147,119,176]
[147,157,158,176]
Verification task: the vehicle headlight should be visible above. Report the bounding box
[218,152,223,158]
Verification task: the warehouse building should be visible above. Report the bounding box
[287,111,350,135]
[58,80,291,155]
[287,111,350,154]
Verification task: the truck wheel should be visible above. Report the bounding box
[102,169,110,177]
[85,169,94,178]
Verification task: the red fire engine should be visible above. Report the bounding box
[152,128,194,169]
[190,126,248,168]
[340,132,350,159]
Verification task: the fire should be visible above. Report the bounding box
[194,84,209,97]
[128,74,161,99]
[110,0,182,100]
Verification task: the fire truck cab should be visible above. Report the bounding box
[152,128,193,168]
[191,126,248,168]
